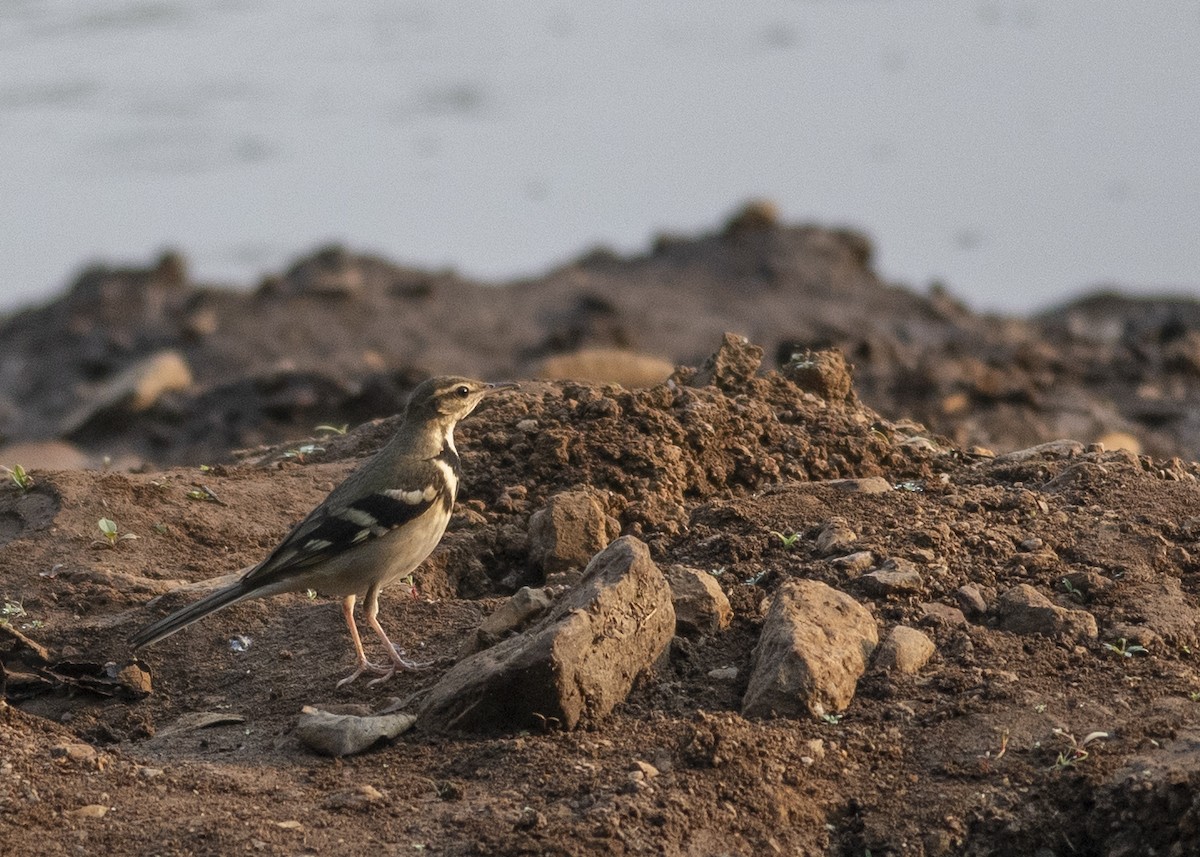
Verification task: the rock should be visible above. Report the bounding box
[460,587,554,655]
[782,349,855,403]
[536,348,675,389]
[419,537,675,732]
[722,199,780,235]
[873,626,936,674]
[819,477,893,494]
[66,805,110,820]
[49,743,97,764]
[0,441,91,471]
[528,489,619,576]
[156,711,246,738]
[707,666,739,681]
[283,245,366,296]
[920,601,967,627]
[861,558,923,596]
[665,565,732,635]
[830,551,874,573]
[955,584,988,617]
[1105,623,1161,651]
[742,579,878,720]
[1095,431,1142,454]
[995,439,1085,463]
[686,333,763,391]
[294,706,417,757]
[815,518,857,556]
[61,350,193,435]
[991,584,1098,643]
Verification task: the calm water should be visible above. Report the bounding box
[1,1,1198,313]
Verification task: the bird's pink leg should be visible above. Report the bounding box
[336,594,391,688]
[362,584,430,687]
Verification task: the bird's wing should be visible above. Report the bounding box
[241,465,446,588]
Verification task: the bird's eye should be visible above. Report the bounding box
[455,385,469,398]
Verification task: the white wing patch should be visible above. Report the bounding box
[340,508,378,527]
[304,538,333,551]
[382,486,438,504]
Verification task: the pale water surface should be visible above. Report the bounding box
[1,1,1197,313]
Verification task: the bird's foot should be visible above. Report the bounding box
[335,658,392,689]
[363,647,432,687]
[388,645,432,672]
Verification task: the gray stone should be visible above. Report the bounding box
[861,558,923,596]
[460,587,554,655]
[528,489,619,575]
[821,477,893,494]
[815,518,857,556]
[419,537,675,732]
[295,706,416,757]
[920,601,967,627]
[992,584,1098,643]
[995,439,1085,462]
[954,584,988,617]
[830,551,874,573]
[873,626,936,674]
[665,565,732,635]
[742,579,878,719]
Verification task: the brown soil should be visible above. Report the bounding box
[5,215,1200,855]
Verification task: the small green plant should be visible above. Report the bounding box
[95,517,138,548]
[282,444,324,463]
[305,589,318,601]
[1053,748,1087,770]
[769,530,801,549]
[821,713,843,726]
[1103,637,1148,659]
[1189,691,1200,703]
[5,464,33,492]
[1049,729,1107,771]
[1060,577,1082,601]
[1,599,27,626]
[315,424,348,436]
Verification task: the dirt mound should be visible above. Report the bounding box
[5,334,1200,855]
[6,212,1200,467]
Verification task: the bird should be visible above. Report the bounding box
[130,376,516,687]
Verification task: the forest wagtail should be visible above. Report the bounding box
[130,376,516,687]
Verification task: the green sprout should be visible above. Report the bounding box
[820,713,843,726]
[1103,638,1148,659]
[1060,577,1082,601]
[315,424,349,436]
[1049,729,1107,770]
[769,530,801,549]
[5,464,33,492]
[1,600,27,626]
[95,517,138,548]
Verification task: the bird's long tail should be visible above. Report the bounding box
[129,581,253,649]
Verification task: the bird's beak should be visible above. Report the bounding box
[485,381,520,394]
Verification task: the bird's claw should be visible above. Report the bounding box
[336,658,392,689]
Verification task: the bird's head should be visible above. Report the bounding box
[406,376,517,425]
